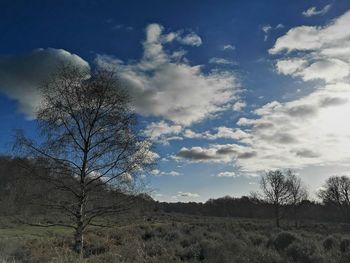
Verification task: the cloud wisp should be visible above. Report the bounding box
[302,4,332,17]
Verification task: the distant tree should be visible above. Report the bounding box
[260,170,291,227]
[318,176,350,219]
[15,65,154,254]
[286,170,308,226]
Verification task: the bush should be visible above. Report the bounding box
[340,239,350,253]
[323,236,338,251]
[272,231,298,250]
[286,241,321,263]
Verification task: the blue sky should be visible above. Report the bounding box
[1,0,350,202]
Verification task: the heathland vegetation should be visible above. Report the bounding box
[1,155,350,262]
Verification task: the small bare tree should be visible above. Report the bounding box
[286,170,308,226]
[318,176,350,219]
[15,65,154,254]
[260,170,291,227]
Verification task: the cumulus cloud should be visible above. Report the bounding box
[151,169,181,176]
[302,4,331,17]
[144,120,182,144]
[0,48,89,117]
[182,126,251,141]
[177,32,202,46]
[175,143,255,164]
[176,146,220,161]
[232,101,246,111]
[269,10,350,55]
[96,23,239,126]
[144,122,251,145]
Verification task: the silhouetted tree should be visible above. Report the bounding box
[260,170,291,227]
[15,65,154,254]
[318,176,350,219]
[286,169,308,226]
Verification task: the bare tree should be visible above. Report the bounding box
[260,170,291,227]
[318,176,350,219]
[286,169,308,226]
[15,65,154,254]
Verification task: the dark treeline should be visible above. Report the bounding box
[0,156,150,220]
[1,155,349,225]
[157,197,341,223]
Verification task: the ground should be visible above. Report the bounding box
[1,213,350,262]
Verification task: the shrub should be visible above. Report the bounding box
[273,231,298,250]
[340,239,350,253]
[198,239,238,263]
[323,236,338,251]
[286,241,322,263]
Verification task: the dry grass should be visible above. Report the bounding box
[1,214,350,262]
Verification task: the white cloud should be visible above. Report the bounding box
[276,59,308,75]
[222,44,235,51]
[270,10,350,84]
[302,4,331,17]
[183,126,251,141]
[0,48,89,117]
[217,171,236,177]
[209,57,236,65]
[300,59,349,82]
[151,169,181,176]
[151,169,160,176]
[177,32,202,46]
[232,101,246,111]
[269,10,350,54]
[96,23,239,126]
[144,120,182,144]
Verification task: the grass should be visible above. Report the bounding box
[1,213,350,262]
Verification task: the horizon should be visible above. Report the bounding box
[2,0,350,203]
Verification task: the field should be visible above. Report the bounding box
[1,213,350,263]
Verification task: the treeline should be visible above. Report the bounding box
[0,156,151,219]
[157,169,350,225]
[1,155,350,225]
[156,197,340,223]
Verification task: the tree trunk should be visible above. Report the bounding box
[74,196,86,254]
[74,221,84,254]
